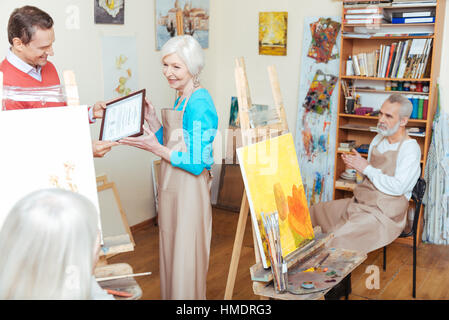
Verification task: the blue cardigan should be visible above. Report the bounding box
[155,88,218,176]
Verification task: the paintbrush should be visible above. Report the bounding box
[314,252,330,269]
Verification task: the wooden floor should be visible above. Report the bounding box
[108,208,449,300]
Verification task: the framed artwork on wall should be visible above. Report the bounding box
[155,0,210,50]
[259,12,288,56]
[95,0,125,25]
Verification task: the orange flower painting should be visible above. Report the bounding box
[237,133,315,268]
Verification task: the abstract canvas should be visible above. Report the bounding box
[237,133,314,268]
[101,36,139,100]
[94,0,125,25]
[259,12,288,56]
[295,16,341,208]
[156,0,210,50]
[303,70,338,115]
[307,18,341,63]
[0,107,102,235]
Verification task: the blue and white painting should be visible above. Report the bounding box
[295,16,341,207]
[155,0,210,50]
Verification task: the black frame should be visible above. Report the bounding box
[99,89,146,142]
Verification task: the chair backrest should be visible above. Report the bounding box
[401,177,426,238]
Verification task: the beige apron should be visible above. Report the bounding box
[310,136,410,254]
[158,97,213,300]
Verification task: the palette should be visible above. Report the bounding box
[287,267,342,295]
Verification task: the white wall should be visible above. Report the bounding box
[0,0,216,226]
[1,0,447,226]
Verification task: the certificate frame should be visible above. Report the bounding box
[99,89,146,142]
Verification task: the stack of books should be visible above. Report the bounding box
[344,0,393,8]
[344,6,388,24]
[391,0,437,8]
[338,140,357,152]
[385,6,436,23]
[407,127,426,137]
[408,95,429,119]
[349,38,432,78]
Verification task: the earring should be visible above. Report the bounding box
[193,74,201,88]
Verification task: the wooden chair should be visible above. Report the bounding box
[382,177,426,298]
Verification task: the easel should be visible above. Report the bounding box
[224,57,289,299]
[224,59,367,300]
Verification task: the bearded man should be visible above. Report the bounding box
[310,94,421,255]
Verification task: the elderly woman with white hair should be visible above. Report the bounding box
[120,35,218,300]
[0,189,113,300]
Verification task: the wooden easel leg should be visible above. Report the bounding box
[224,191,250,300]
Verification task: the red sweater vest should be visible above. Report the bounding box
[0,58,67,110]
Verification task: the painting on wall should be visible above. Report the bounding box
[237,133,314,269]
[294,16,341,208]
[259,12,288,56]
[155,0,210,50]
[0,107,102,235]
[94,0,125,25]
[101,36,139,100]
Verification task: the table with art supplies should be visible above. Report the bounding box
[250,227,367,300]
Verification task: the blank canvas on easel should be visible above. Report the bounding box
[237,133,314,269]
[0,106,101,233]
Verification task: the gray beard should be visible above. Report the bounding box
[377,120,400,137]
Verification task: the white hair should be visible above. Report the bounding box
[0,189,99,300]
[161,35,205,76]
[386,93,413,119]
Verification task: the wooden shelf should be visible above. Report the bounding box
[336,0,445,248]
[343,4,437,10]
[354,88,430,95]
[341,76,431,81]
[338,113,428,123]
[343,35,434,40]
[343,23,435,27]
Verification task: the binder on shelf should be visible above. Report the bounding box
[391,16,435,23]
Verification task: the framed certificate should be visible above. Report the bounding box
[99,90,146,141]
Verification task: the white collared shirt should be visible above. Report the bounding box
[6,49,43,82]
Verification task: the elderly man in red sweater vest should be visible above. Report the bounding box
[0,6,117,158]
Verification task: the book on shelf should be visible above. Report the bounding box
[344,0,393,8]
[344,7,384,14]
[391,10,435,18]
[340,140,357,148]
[336,179,357,190]
[343,18,385,24]
[391,0,437,7]
[344,7,389,25]
[349,38,432,79]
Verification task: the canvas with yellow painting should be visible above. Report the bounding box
[259,12,288,56]
[237,133,314,268]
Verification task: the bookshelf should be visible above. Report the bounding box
[334,0,446,247]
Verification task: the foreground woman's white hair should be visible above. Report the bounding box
[0,189,99,300]
[161,35,205,76]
